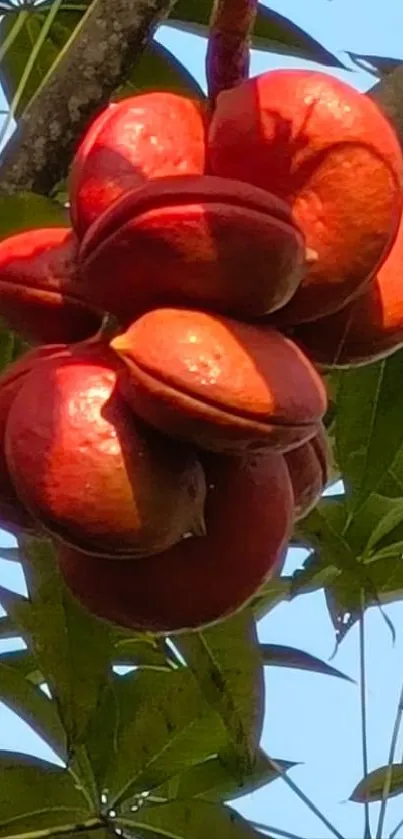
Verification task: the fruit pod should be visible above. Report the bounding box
[0,344,69,535]
[56,449,294,633]
[208,69,403,324]
[69,92,208,238]
[290,213,403,368]
[79,174,305,323]
[111,308,327,454]
[285,424,330,520]
[5,343,206,559]
[0,227,103,345]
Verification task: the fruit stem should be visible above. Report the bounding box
[206,0,257,107]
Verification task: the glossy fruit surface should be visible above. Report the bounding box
[5,343,206,558]
[70,92,207,237]
[111,308,327,453]
[79,174,305,322]
[285,424,329,519]
[0,227,102,345]
[290,214,403,368]
[57,450,294,633]
[0,344,68,535]
[208,69,403,324]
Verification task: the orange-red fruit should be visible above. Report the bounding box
[0,227,103,345]
[79,174,306,322]
[0,344,69,535]
[285,424,330,520]
[5,344,206,558]
[57,450,294,633]
[208,69,403,324]
[111,308,327,454]
[69,92,207,238]
[290,213,403,368]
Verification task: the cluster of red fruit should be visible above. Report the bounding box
[0,68,402,634]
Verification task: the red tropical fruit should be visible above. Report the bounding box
[57,450,294,633]
[208,69,403,324]
[5,343,206,558]
[289,213,403,368]
[69,92,207,238]
[0,344,69,535]
[110,308,327,454]
[0,227,103,345]
[285,424,330,520]
[79,174,305,322]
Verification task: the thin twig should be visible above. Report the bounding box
[205,0,257,105]
[359,593,371,839]
[376,677,403,838]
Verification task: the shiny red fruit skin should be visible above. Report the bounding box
[57,450,294,633]
[208,69,403,324]
[69,92,207,238]
[285,424,330,519]
[5,343,206,558]
[79,174,306,322]
[0,344,69,535]
[111,308,328,454]
[0,227,103,345]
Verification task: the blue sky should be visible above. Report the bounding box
[2,2,403,838]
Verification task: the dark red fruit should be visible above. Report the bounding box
[0,344,69,535]
[57,450,294,633]
[5,344,206,558]
[69,92,207,238]
[111,308,327,454]
[79,175,305,322]
[0,227,103,345]
[208,69,403,324]
[285,424,330,520]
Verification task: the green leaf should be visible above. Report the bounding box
[347,52,402,78]
[90,668,225,808]
[176,611,264,779]
[0,9,81,114]
[168,1,344,68]
[335,351,403,509]
[150,748,296,803]
[0,615,19,639]
[117,39,205,100]
[116,799,271,839]
[0,661,66,759]
[17,537,113,746]
[0,649,43,685]
[350,764,403,802]
[252,575,293,621]
[0,193,68,239]
[0,753,95,838]
[113,634,174,670]
[260,644,354,682]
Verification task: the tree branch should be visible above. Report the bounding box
[0,0,177,196]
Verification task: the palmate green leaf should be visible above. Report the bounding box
[168,1,344,68]
[260,643,354,682]
[116,799,272,839]
[117,40,205,100]
[0,9,81,113]
[113,633,174,670]
[0,752,96,838]
[175,611,264,779]
[0,661,66,759]
[335,349,403,510]
[149,748,296,803]
[350,763,403,802]
[86,667,225,809]
[252,575,293,621]
[0,193,67,239]
[16,537,113,746]
[293,493,403,641]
